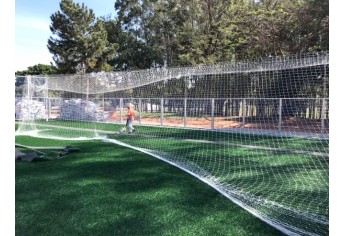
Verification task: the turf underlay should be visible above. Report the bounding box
[16,138,284,236]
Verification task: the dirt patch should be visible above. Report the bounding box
[137,116,328,134]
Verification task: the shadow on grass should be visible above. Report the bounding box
[16,140,284,236]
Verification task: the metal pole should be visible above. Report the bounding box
[86,77,89,100]
[184,98,187,128]
[120,98,123,123]
[184,76,188,128]
[160,98,164,126]
[27,76,31,99]
[102,94,105,122]
[46,77,49,122]
[139,98,142,125]
[278,98,282,131]
[321,98,326,134]
[242,98,246,128]
[211,98,215,129]
[321,63,328,134]
[48,98,51,120]
[27,76,31,120]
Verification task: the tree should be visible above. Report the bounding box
[15,63,59,76]
[295,0,329,52]
[219,0,329,58]
[101,17,154,70]
[114,0,191,68]
[48,0,118,74]
[15,64,59,97]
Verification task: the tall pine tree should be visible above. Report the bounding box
[48,0,118,74]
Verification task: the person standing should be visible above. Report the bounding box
[126,105,136,133]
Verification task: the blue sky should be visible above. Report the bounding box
[15,0,116,71]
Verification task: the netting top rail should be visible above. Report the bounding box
[44,52,328,94]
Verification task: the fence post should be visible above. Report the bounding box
[211,98,215,129]
[46,98,50,122]
[184,98,187,128]
[139,98,142,125]
[45,77,49,122]
[242,98,246,128]
[86,77,89,100]
[160,98,164,126]
[102,94,105,122]
[120,98,123,123]
[278,98,282,131]
[321,98,326,134]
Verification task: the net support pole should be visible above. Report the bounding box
[321,63,327,134]
[120,98,123,123]
[211,98,215,130]
[27,75,31,100]
[160,98,164,126]
[139,98,142,125]
[86,77,89,101]
[278,98,282,131]
[184,98,187,128]
[48,98,51,120]
[242,98,246,128]
[45,77,49,122]
[102,94,105,122]
[26,76,31,120]
[321,98,326,134]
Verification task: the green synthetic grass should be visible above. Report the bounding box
[16,137,284,236]
[16,120,329,234]
[110,133,329,216]
[17,120,329,153]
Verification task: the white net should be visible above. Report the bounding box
[15,52,329,235]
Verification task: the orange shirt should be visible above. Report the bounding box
[127,110,135,120]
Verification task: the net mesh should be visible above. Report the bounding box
[15,52,329,235]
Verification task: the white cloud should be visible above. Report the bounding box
[15,44,53,71]
[15,15,50,32]
[15,15,53,71]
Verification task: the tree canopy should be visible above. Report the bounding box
[47,0,118,74]
[15,64,59,76]
[16,0,328,74]
[109,0,328,68]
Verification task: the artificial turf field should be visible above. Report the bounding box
[16,137,286,236]
[15,120,328,235]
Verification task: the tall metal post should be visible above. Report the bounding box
[160,98,164,126]
[120,98,123,123]
[45,76,49,122]
[102,93,105,122]
[86,77,89,100]
[242,98,246,128]
[27,76,31,99]
[139,98,142,125]
[184,76,189,128]
[211,98,215,129]
[184,98,187,128]
[321,63,328,134]
[321,98,326,134]
[26,76,31,120]
[278,98,282,131]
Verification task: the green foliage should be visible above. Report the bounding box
[100,17,155,70]
[15,64,59,76]
[15,64,59,97]
[109,0,328,66]
[48,0,118,74]
[39,0,327,73]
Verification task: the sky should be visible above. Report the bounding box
[15,0,117,71]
